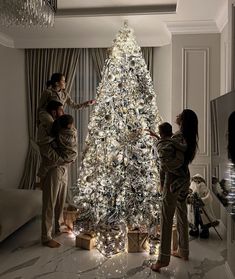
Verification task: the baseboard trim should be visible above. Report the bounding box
[225,261,235,279]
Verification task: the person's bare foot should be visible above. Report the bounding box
[55,225,73,236]
[42,239,61,248]
[171,250,189,261]
[60,226,72,233]
[150,261,169,272]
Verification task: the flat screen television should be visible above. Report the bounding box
[211,90,235,215]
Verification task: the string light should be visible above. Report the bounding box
[72,22,162,256]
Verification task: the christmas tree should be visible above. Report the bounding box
[72,22,162,256]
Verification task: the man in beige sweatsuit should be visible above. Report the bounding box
[38,100,69,248]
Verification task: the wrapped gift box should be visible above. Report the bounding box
[76,233,96,250]
[127,230,148,253]
[96,221,127,256]
[97,228,127,256]
[63,208,79,230]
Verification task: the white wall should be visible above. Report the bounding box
[171,33,221,224]
[171,33,220,185]
[153,45,172,123]
[0,45,27,189]
[153,34,221,219]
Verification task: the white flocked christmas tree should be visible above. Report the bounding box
[72,22,162,256]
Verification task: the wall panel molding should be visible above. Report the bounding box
[182,47,210,157]
[190,163,209,182]
[212,165,220,178]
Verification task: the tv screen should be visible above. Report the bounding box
[211,90,235,215]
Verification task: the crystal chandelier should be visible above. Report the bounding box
[0,0,57,27]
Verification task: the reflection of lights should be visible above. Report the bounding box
[225,162,235,207]
[68,232,76,239]
[148,238,160,255]
[231,205,235,214]
[227,193,235,203]
[96,228,127,257]
[96,252,128,278]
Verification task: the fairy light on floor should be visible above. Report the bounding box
[96,225,127,257]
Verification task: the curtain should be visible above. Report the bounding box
[141,47,154,77]
[19,48,80,189]
[90,48,108,80]
[67,49,101,187]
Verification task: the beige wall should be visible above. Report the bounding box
[0,45,27,189]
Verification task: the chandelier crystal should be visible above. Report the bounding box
[0,0,57,27]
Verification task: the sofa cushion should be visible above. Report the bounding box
[0,188,42,242]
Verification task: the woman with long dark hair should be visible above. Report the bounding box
[151,109,199,272]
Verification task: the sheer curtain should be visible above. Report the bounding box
[66,48,107,187]
[67,47,154,192]
[141,47,153,77]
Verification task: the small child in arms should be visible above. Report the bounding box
[38,114,78,179]
[147,122,187,192]
[51,114,78,163]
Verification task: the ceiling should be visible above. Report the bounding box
[0,0,228,49]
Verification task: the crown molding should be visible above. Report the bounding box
[13,34,171,49]
[216,2,228,32]
[0,32,14,48]
[166,20,219,34]
[56,4,177,17]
